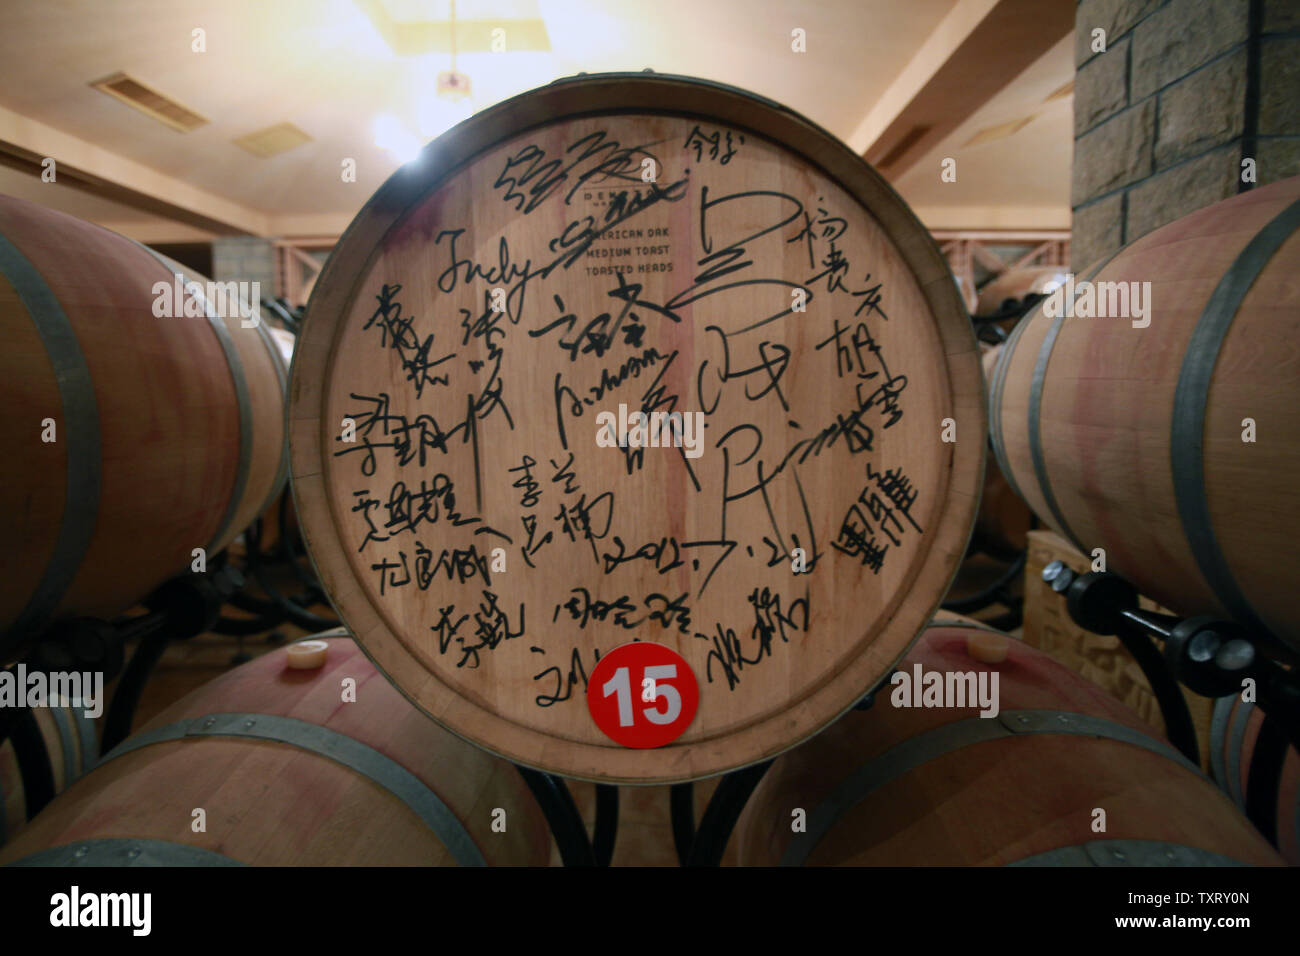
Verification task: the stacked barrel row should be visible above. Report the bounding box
[7,620,1277,868]
[0,75,1292,867]
[0,194,294,845]
[0,195,559,865]
[982,178,1300,863]
[0,196,290,664]
[987,177,1300,659]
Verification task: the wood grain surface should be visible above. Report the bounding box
[990,177,1300,656]
[291,74,983,783]
[0,636,553,866]
[0,196,286,660]
[733,622,1282,866]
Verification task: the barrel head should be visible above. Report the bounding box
[289,74,983,783]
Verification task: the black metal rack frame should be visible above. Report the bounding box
[1037,564,1300,850]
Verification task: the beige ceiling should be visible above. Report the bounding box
[893,32,1074,229]
[0,0,1073,238]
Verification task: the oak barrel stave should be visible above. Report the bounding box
[0,196,287,660]
[0,635,553,866]
[988,178,1300,655]
[1210,694,1300,864]
[734,623,1282,866]
[0,700,98,846]
[976,343,1032,556]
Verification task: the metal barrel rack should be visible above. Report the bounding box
[1039,562,1300,850]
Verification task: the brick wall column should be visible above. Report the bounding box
[211,236,277,305]
[1071,0,1300,268]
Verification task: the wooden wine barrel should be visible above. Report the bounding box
[1210,694,1299,864]
[988,177,1300,656]
[976,265,1069,318]
[974,344,1031,557]
[0,633,553,866]
[0,701,98,846]
[0,196,289,661]
[289,73,983,784]
[733,621,1283,865]
[237,327,298,558]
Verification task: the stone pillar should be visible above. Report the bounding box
[211,236,277,306]
[1071,0,1300,268]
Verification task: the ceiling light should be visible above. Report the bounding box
[415,96,473,139]
[374,113,423,164]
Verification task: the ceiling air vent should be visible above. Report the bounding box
[232,123,312,158]
[89,72,209,132]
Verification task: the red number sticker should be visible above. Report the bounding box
[587,641,699,748]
